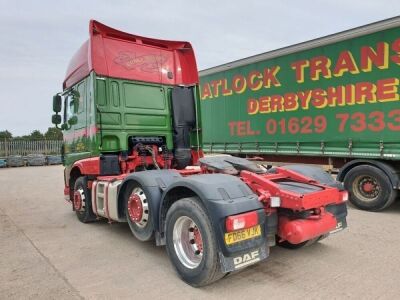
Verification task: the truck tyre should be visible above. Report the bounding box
[165,197,224,287]
[124,181,154,242]
[74,176,97,223]
[344,165,397,211]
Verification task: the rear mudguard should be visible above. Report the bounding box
[159,174,269,271]
[118,172,269,272]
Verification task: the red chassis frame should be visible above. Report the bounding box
[240,167,346,244]
[66,149,346,245]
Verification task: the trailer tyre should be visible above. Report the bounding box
[74,176,97,223]
[344,165,397,211]
[165,197,224,287]
[124,181,154,242]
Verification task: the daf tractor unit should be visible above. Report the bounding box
[51,20,347,286]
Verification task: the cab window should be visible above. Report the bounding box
[63,94,74,123]
[77,81,85,114]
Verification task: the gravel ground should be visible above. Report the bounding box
[1,165,400,299]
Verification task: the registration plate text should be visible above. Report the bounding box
[224,225,261,245]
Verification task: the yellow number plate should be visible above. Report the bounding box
[224,225,261,245]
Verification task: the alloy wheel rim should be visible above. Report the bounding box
[172,216,203,269]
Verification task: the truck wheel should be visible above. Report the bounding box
[165,197,224,287]
[74,177,97,223]
[124,182,154,241]
[344,165,397,211]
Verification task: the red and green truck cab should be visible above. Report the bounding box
[200,16,400,211]
[52,20,347,286]
[55,20,201,186]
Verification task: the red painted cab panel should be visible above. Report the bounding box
[63,20,199,89]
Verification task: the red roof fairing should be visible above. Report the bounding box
[63,20,199,89]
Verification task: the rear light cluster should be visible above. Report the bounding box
[225,211,258,232]
[340,190,349,202]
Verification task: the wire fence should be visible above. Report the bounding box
[0,139,63,157]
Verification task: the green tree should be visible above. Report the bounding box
[29,130,44,140]
[0,130,12,140]
[44,127,63,140]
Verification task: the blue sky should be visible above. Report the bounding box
[0,0,399,135]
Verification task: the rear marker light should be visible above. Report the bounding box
[226,211,258,232]
[341,191,349,202]
[270,196,281,207]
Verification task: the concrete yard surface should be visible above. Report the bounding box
[1,166,400,299]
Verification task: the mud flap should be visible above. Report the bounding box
[330,218,347,234]
[218,242,269,273]
[326,202,348,234]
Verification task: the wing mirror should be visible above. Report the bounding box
[51,114,61,125]
[53,94,62,113]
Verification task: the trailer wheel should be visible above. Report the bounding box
[344,165,397,211]
[74,176,97,223]
[124,182,154,241]
[165,197,224,287]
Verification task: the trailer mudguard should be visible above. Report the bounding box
[117,170,182,228]
[159,174,267,257]
[337,159,400,189]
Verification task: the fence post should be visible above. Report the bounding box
[4,138,8,157]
